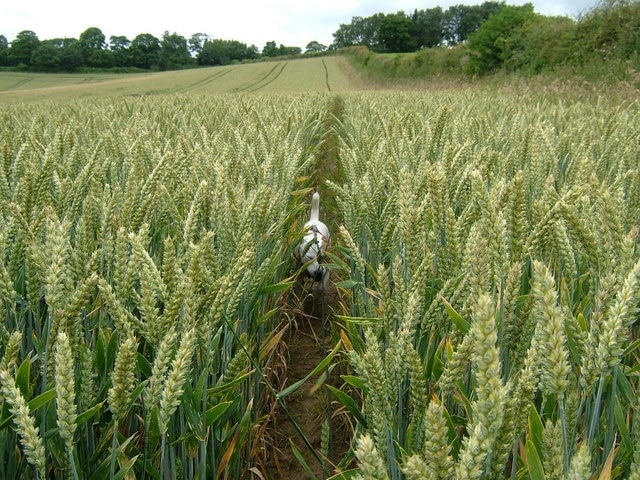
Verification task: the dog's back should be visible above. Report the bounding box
[303,192,329,256]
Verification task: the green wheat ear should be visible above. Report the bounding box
[1,68,640,480]
[0,368,46,478]
[354,433,389,480]
[566,444,592,480]
[456,294,507,479]
[402,455,431,480]
[531,260,570,400]
[55,331,77,452]
[420,400,455,480]
[107,334,138,422]
[159,328,195,434]
[0,330,21,372]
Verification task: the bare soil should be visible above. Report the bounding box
[263,279,352,479]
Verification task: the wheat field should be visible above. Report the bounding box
[330,90,640,479]
[0,63,639,479]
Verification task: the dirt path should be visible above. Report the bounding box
[265,282,346,479]
[264,96,350,479]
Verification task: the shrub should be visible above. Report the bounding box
[465,3,537,74]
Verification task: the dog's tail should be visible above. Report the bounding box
[310,192,320,222]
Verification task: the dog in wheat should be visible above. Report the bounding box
[294,192,330,289]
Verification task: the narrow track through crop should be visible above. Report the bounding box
[265,96,350,479]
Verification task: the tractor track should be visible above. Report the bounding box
[175,67,236,93]
[233,62,287,93]
[0,77,34,92]
[321,59,332,92]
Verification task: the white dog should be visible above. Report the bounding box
[294,192,330,287]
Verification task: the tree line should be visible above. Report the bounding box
[331,1,507,53]
[0,28,315,72]
[0,2,521,73]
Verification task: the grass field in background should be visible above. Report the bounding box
[0,56,357,103]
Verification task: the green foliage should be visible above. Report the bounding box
[342,45,467,79]
[6,31,39,67]
[130,33,161,70]
[79,27,108,68]
[502,15,576,74]
[332,2,506,51]
[199,38,258,65]
[377,14,417,53]
[305,41,328,54]
[499,0,640,78]
[411,7,445,48]
[443,1,507,45]
[159,31,194,70]
[572,0,640,65]
[1,28,290,72]
[465,3,537,74]
[262,41,302,57]
[332,14,385,50]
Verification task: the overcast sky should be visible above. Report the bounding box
[2,0,601,50]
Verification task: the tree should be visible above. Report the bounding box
[79,27,109,67]
[33,37,84,72]
[332,21,357,47]
[444,2,505,45]
[332,14,385,49]
[466,3,537,74]
[159,32,193,70]
[502,15,575,73]
[572,0,640,63]
[378,12,417,52]
[79,27,106,50]
[58,38,84,71]
[262,41,279,57]
[32,41,61,71]
[199,38,257,65]
[279,44,302,56]
[0,35,8,66]
[110,35,132,67]
[130,33,160,69]
[189,33,208,57]
[412,7,445,48]
[305,41,327,53]
[79,28,105,51]
[8,30,40,67]
[198,39,223,64]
